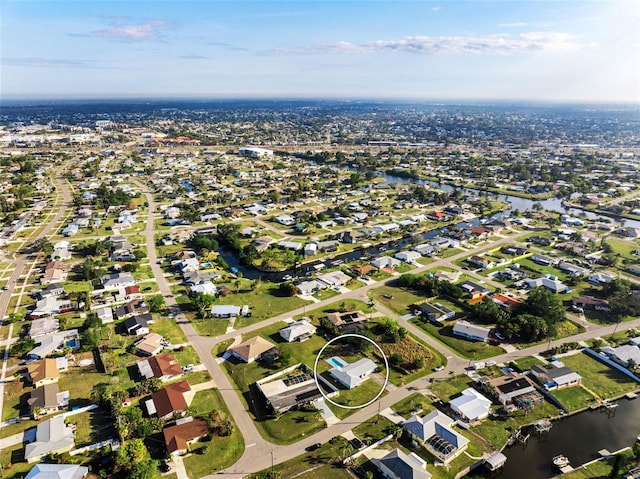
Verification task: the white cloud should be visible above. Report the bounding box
[498,22,528,28]
[90,19,171,41]
[1,57,92,68]
[267,32,598,56]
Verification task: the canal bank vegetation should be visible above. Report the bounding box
[562,444,640,479]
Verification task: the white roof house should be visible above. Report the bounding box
[395,250,421,263]
[211,305,242,318]
[25,464,88,479]
[524,274,568,293]
[371,256,401,270]
[452,320,490,342]
[330,358,377,389]
[190,281,217,296]
[296,280,326,296]
[24,415,75,463]
[450,388,492,422]
[318,270,351,288]
[279,320,317,342]
[96,306,114,324]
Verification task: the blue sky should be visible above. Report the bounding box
[1,1,639,102]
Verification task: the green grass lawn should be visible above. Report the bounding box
[182,388,245,478]
[295,299,374,321]
[428,374,477,401]
[473,399,562,449]
[560,352,640,399]
[391,392,434,419]
[66,406,116,447]
[551,385,598,411]
[63,280,92,293]
[369,284,426,315]
[324,377,387,419]
[221,325,328,444]
[313,288,340,301]
[229,282,312,329]
[409,318,504,360]
[190,317,229,337]
[151,317,188,344]
[438,247,464,259]
[513,356,547,372]
[173,345,201,367]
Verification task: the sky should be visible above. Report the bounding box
[1,1,639,102]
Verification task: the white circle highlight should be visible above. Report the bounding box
[313,333,389,410]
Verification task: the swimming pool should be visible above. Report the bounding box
[327,356,347,368]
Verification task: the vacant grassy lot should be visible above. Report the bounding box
[247,436,355,479]
[560,353,640,399]
[151,317,188,344]
[230,282,312,328]
[391,392,433,419]
[66,407,115,447]
[551,385,598,411]
[409,318,504,360]
[513,356,547,372]
[428,374,477,401]
[183,388,245,478]
[368,284,426,315]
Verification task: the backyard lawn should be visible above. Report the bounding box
[151,317,188,344]
[183,388,245,478]
[560,352,640,399]
[551,385,598,411]
[391,392,433,419]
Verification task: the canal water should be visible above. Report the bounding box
[474,397,640,479]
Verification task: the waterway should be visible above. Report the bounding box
[474,397,640,479]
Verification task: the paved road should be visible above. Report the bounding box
[0,166,72,431]
[131,191,640,479]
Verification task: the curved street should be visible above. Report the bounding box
[133,180,640,478]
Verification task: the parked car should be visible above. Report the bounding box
[183,364,194,373]
[159,461,171,472]
[305,443,322,452]
[433,365,445,372]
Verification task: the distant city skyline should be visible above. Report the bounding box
[1,1,639,103]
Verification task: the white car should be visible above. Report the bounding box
[433,365,445,372]
[183,364,194,373]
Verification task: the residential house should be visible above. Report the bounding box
[137,352,183,380]
[296,280,326,296]
[24,415,75,463]
[326,310,368,333]
[491,293,522,309]
[524,274,568,293]
[531,254,558,266]
[601,345,640,369]
[37,283,64,299]
[459,281,491,297]
[279,320,317,342]
[495,267,526,281]
[123,313,152,335]
[96,306,114,324]
[452,320,491,342]
[28,383,69,417]
[318,271,351,289]
[29,317,59,339]
[395,250,421,263]
[418,302,456,323]
[336,230,363,244]
[370,256,401,270]
[211,305,245,318]
[304,243,318,256]
[179,257,200,274]
[413,243,436,257]
[374,223,400,234]
[252,236,275,252]
[588,272,616,286]
[134,333,164,356]
[350,264,376,277]
[315,240,340,252]
[163,418,210,456]
[450,388,492,423]
[100,272,135,291]
[426,211,449,221]
[571,295,610,311]
[29,297,74,319]
[329,358,377,389]
[482,373,536,406]
[227,336,279,364]
[530,362,582,390]
[28,330,79,359]
[467,255,495,270]
[24,464,88,479]
[114,299,149,320]
[277,240,303,251]
[27,359,62,388]
[434,270,461,282]
[190,281,217,296]
[41,268,68,285]
[372,448,432,479]
[559,262,590,277]
[403,409,469,465]
[275,214,295,226]
[146,381,193,420]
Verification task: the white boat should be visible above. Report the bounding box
[553,455,570,468]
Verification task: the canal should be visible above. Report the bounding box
[477,397,640,479]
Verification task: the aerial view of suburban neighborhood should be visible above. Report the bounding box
[0,98,639,479]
